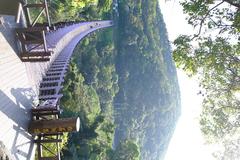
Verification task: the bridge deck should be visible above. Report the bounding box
[0,14,112,160]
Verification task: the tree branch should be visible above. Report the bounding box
[223,0,240,9]
[209,17,233,27]
[191,1,225,40]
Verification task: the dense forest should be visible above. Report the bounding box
[114,0,180,159]
[60,28,121,159]
[40,0,182,159]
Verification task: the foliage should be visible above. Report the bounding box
[48,0,112,22]
[28,0,112,23]
[180,0,240,37]
[60,62,115,159]
[34,133,68,159]
[48,0,141,158]
[112,140,140,160]
[60,29,140,159]
[173,0,240,158]
[213,138,240,160]
[114,0,181,159]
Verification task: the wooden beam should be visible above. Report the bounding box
[51,64,69,67]
[21,58,50,62]
[39,156,59,160]
[42,133,63,136]
[34,139,62,143]
[42,77,62,81]
[46,70,66,74]
[40,82,61,87]
[48,68,67,72]
[32,106,60,112]
[16,26,49,32]
[39,86,63,91]
[42,30,48,51]
[45,72,65,76]
[21,51,52,57]
[37,136,43,159]
[25,3,45,8]
[39,94,63,100]
[16,3,24,23]
[23,5,31,26]
[43,75,64,79]
[32,110,60,117]
[41,79,64,84]
[22,39,44,45]
[44,0,51,27]
[29,117,80,134]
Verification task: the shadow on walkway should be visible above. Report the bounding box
[0,88,36,160]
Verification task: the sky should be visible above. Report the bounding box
[158,1,217,160]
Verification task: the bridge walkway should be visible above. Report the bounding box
[0,14,112,160]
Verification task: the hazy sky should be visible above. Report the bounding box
[158,1,216,160]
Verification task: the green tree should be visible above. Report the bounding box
[113,140,140,160]
[61,28,118,159]
[180,0,240,37]
[173,0,240,158]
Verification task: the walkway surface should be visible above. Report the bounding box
[0,14,112,160]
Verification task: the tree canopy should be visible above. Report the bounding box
[173,0,240,158]
[114,0,181,159]
[112,140,140,160]
[28,0,112,23]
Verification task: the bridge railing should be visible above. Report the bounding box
[16,26,54,62]
[28,44,74,159]
[16,0,82,62]
[15,0,55,62]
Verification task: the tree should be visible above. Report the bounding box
[180,0,240,38]
[112,140,140,160]
[213,138,240,160]
[173,0,240,158]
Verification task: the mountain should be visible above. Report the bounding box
[113,0,181,159]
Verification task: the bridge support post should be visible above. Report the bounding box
[22,0,51,27]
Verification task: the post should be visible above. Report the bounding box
[28,117,80,134]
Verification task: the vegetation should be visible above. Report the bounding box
[113,0,181,159]
[112,140,140,160]
[27,0,112,23]
[173,0,240,159]
[60,27,141,160]
[35,133,68,158]
[31,0,181,159]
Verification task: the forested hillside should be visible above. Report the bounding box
[113,0,180,159]
[60,29,119,159]
[58,1,139,159]
[29,0,112,22]
[54,0,181,159]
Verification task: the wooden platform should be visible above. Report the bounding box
[0,15,112,160]
[0,15,36,160]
